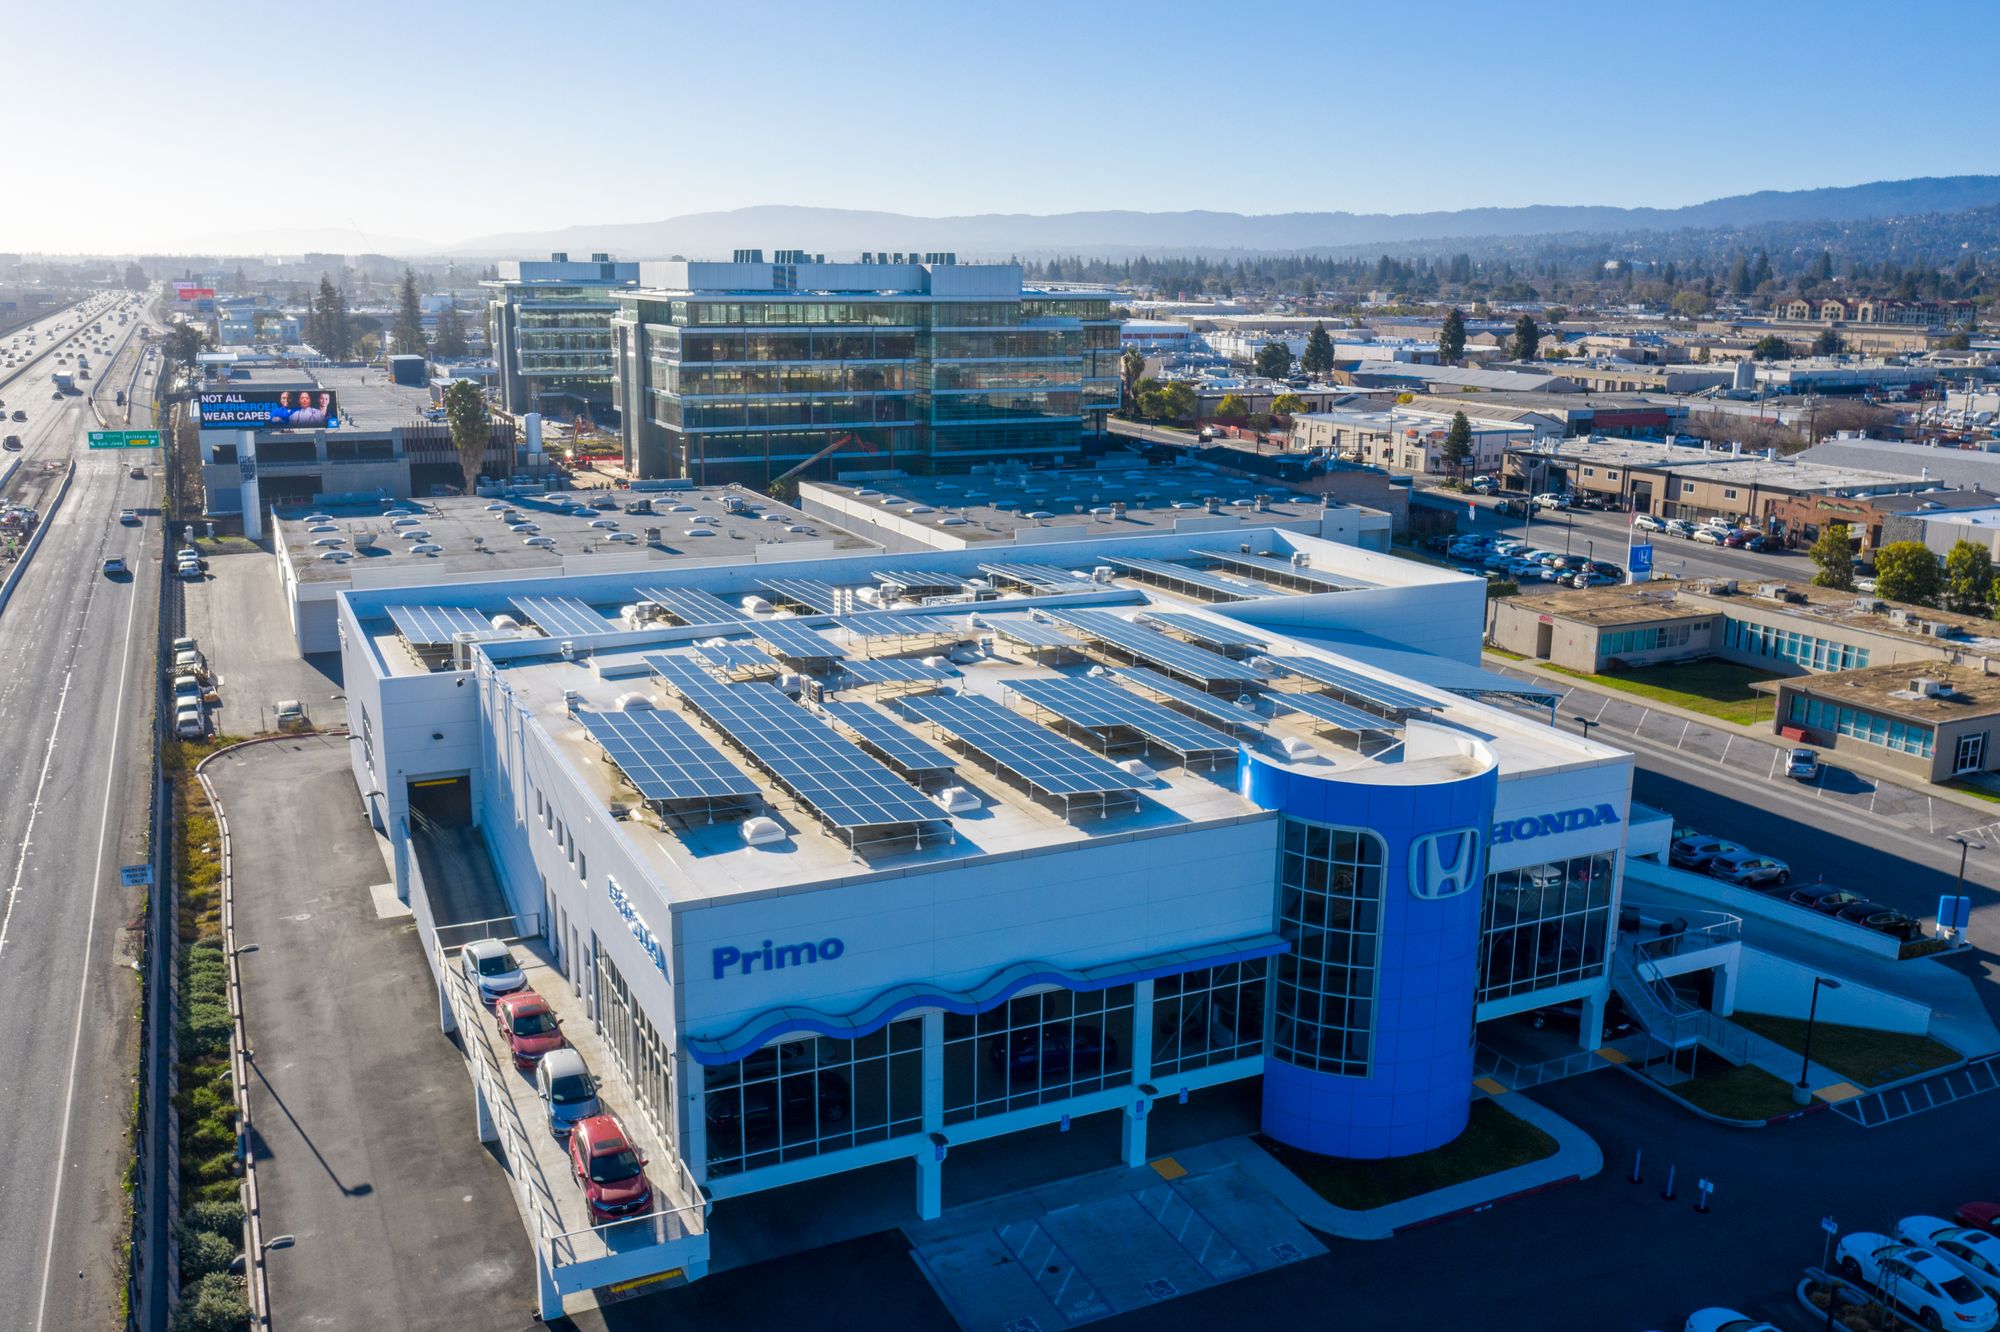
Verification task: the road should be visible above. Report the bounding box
[0,289,164,1331]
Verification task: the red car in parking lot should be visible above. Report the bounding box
[567,1115,653,1224]
[494,990,565,1069]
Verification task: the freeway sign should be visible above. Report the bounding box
[88,430,161,449]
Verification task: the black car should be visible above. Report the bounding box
[704,1069,851,1150]
[1834,902,1921,941]
[989,1024,1120,1085]
[1786,883,1866,914]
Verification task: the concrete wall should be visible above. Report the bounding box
[1731,944,1932,1035]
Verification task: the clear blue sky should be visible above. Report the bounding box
[6,0,1997,253]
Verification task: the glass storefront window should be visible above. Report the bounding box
[1478,854,1615,1001]
[701,1020,924,1178]
[942,985,1135,1125]
[1153,961,1267,1076]
[1272,821,1385,1077]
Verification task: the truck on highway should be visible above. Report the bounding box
[51,371,74,393]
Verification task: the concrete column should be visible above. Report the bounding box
[1713,956,1739,1018]
[437,978,456,1035]
[1129,980,1155,1086]
[918,1010,946,1220]
[1121,1099,1148,1169]
[916,1149,943,1222]
[1575,989,1606,1051]
[474,1075,496,1143]
[535,1249,562,1322]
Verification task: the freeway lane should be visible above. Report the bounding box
[0,291,161,1331]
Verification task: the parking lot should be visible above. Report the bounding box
[179,534,340,736]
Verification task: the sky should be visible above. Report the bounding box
[5,0,1998,255]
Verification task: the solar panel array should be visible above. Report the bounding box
[987,616,1079,650]
[1106,666,1266,733]
[511,595,613,639]
[649,657,945,832]
[761,578,844,613]
[1271,691,1402,735]
[386,603,498,646]
[835,613,964,641]
[1204,550,1359,591]
[1137,612,1262,654]
[1006,676,1236,757]
[896,692,1149,799]
[694,641,777,672]
[840,657,957,686]
[1264,656,1441,712]
[1096,554,1262,600]
[978,562,1097,593]
[574,707,760,804]
[641,586,747,625]
[1051,610,1265,685]
[817,700,957,777]
[747,618,848,662]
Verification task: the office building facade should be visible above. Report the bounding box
[485,253,641,424]
[610,254,1121,485]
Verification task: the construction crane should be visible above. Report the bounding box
[769,432,876,487]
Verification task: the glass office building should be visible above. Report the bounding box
[611,254,1120,484]
[485,253,640,424]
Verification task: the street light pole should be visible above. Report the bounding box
[1948,834,1982,902]
[1570,714,1599,741]
[1794,976,1843,1105]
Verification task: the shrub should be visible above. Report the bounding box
[181,999,232,1059]
[179,1199,244,1240]
[175,1227,239,1283]
[169,1272,249,1332]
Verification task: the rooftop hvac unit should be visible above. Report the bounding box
[1755,582,1788,599]
[1910,677,1951,697]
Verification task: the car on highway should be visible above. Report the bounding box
[1685,1312,1781,1332]
[1785,747,1821,780]
[567,1114,654,1225]
[493,990,566,1070]
[101,556,127,576]
[1669,835,1744,871]
[1897,1217,2000,1299]
[460,938,526,1005]
[536,1047,600,1139]
[1836,1232,1998,1330]
[1705,850,1791,888]
[9,411,23,422]
[118,509,138,525]
[129,466,144,478]
[1634,513,1667,533]
[2,436,18,450]
[1532,492,1570,511]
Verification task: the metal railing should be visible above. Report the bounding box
[1473,1044,1610,1090]
[1610,906,1760,1064]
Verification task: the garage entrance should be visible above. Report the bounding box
[407,773,471,827]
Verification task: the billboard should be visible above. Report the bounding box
[175,285,216,300]
[197,389,340,430]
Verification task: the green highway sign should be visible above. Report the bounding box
[88,430,161,449]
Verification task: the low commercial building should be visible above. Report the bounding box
[1118,319,1194,355]
[1290,406,1522,478]
[1753,359,1941,396]
[1764,660,2000,782]
[484,253,640,424]
[339,524,1632,1309]
[1541,361,1735,395]
[1797,437,2000,491]
[1775,487,1996,557]
[1487,589,1717,674]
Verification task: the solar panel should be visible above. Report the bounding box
[1050,609,1265,686]
[641,586,748,625]
[510,595,614,639]
[1137,612,1262,654]
[1104,666,1266,733]
[1271,691,1402,734]
[840,657,958,686]
[835,613,965,641]
[896,692,1149,800]
[761,578,844,614]
[987,616,1079,650]
[573,707,761,804]
[646,656,945,833]
[1204,550,1360,591]
[386,603,498,647]
[1006,676,1236,758]
[1264,656,1441,712]
[1097,555,1262,600]
[978,562,1097,593]
[818,701,957,777]
[748,618,848,662]
[694,641,777,672]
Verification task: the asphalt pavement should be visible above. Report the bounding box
[0,294,163,1331]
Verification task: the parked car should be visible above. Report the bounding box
[567,1114,654,1224]
[1836,1233,1999,1331]
[536,1047,601,1138]
[1662,518,1696,538]
[459,938,526,1005]
[274,699,308,732]
[1740,533,1774,553]
[1786,883,1867,914]
[493,990,566,1070]
[1532,492,1570,511]
[988,1024,1120,1084]
[1955,1203,2000,1237]
[1897,1217,2000,1299]
[1470,476,1496,494]
[1633,514,1667,534]
[1495,498,1527,517]
[1685,1312,1781,1332]
[1838,903,1922,941]
[1692,526,1728,546]
[174,707,205,740]
[1785,747,1821,780]
[1706,851,1791,888]
[1669,835,1744,871]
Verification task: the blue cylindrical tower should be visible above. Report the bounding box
[1242,741,1498,1159]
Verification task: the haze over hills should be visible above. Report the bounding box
[443,176,2000,261]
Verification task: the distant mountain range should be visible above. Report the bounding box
[445,176,2000,261]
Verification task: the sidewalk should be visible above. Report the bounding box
[1224,1092,1602,1241]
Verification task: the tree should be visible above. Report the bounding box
[1945,540,1994,616]
[1812,327,1843,356]
[1215,393,1250,423]
[1728,255,1753,297]
[311,276,352,359]
[1439,410,1474,478]
[1119,346,1145,411]
[393,267,427,357]
[1874,540,1943,607]
[443,378,490,494]
[1134,379,1197,423]
[1670,289,1707,319]
[123,261,147,290]
[433,303,469,358]
[1809,522,1855,590]
[1751,334,1790,361]
[162,321,209,373]
[1438,307,1466,363]
[1943,331,1973,351]
[1300,322,1335,377]
[1253,340,1293,379]
[1270,393,1308,420]
[1508,314,1541,362]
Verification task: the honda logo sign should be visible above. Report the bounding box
[1409,828,1483,901]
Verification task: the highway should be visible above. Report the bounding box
[0,289,164,1331]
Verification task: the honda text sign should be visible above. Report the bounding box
[196,388,340,430]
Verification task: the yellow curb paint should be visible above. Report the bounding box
[1473,1076,1509,1096]
[1814,1082,1864,1103]
[1595,1047,1630,1065]
[1150,1157,1187,1181]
